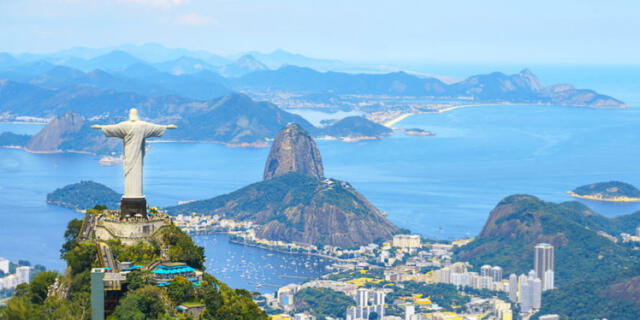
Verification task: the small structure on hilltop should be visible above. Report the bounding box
[151,262,203,287]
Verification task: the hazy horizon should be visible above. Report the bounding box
[2,0,639,65]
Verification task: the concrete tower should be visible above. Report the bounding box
[534,243,554,291]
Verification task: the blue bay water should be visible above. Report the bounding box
[1,66,640,292]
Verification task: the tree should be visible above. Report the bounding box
[294,287,355,319]
[112,286,167,320]
[70,270,91,296]
[1,296,36,320]
[126,271,154,292]
[167,276,194,305]
[162,226,205,269]
[29,271,59,305]
[63,242,97,275]
[14,283,30,298]
[61,218,83,257]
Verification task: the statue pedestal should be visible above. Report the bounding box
[120,197,147,219]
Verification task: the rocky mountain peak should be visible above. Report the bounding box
[263,123,324,180]
[515,68,544,91]
[26,112,85,152]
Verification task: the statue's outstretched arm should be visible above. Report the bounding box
[167,124,177,129]
[91,125,103,129]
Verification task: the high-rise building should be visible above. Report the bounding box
[16,266,30,285]
[519,279,532,313]
[508,274,518,302]
[534,243,554,291]
[3,274,18,290]
[438,267,451,284]
[373,290,385,306]
[0,257,9,274]
[491,266,503,282]
[531,278,542,309]
[357,288,369,306]
[636,225,640,237]
[480,265,492,277]
[518,273,542,314]
[543,269,554,291]
[348,289,385,320]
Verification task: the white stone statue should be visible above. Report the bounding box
[92,108,176,198]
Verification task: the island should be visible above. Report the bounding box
[404,128,435,136]
[567,181,640,202]
[47,180,122,211]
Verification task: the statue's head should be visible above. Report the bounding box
[129,108,140,122]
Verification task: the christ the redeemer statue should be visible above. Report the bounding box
[92,108,176,202]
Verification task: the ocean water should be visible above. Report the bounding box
[1,66,639,292]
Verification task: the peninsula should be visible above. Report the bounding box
[567,181,640,202]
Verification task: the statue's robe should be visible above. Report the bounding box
[99,121,167,198]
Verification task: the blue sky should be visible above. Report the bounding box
[1,0,638,64]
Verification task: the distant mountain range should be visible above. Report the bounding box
[0,46,627,153]
[0,93,392,154]
[235,66,624,107]
[0,45,625,107]
[457,194,640,319]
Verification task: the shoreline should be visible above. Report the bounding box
[566,191,640,203]
[380,102,630,127]
[185,230,351,262]
[384,113,414,127]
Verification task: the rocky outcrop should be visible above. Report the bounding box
[168,124,398,248]
[26,112,85,152]
[263,123,324,180]
[25,112,119,154]
[606,276,640,306]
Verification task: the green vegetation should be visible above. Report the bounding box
[0,208,266,320]
[108,239,160,265]
[534,274,640,320]
[456,194,640,319]
[47,181,121,210]
[162,225,206,270]
[106,225,205,269]
[168,173,374,220]
[167,172,397,248]
[294,287,355,319]
[111,286,169,320]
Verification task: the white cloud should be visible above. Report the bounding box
[174,13,213,25]
[117,0,188,9]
